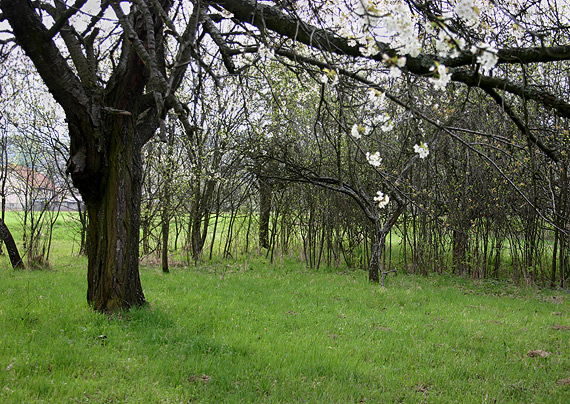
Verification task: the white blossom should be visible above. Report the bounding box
[380,121,394,132]
[435,31,450,57]
[450,37,466,57]
[360,36,380,56]
[351,123,361,139]
[366,151,382,167]
[368,88,386,108]
[320,68,339,85]
[351,123,369,139]
[355,0,382,27]
[429,63,451,91]
[374,191,390,209]
[389,65,401,78]
[382,54,406,78]
[472,43,499,74]
[383,4,422,57]
[414,142,429,159]
[454,0,480,26]
[512,24,525,42]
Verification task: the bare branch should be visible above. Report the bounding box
[45,0,88,40]
[201,12,236,73]
[482,87,561,162]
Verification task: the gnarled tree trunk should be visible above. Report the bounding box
[83,117,146,311]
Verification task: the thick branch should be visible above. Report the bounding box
[212,0,570,71]
[213,0,570,119]
[445,44,570,68]
[202,12,236,73]
[0,217,24,269]
[166,2,202,94]
[452,70,570,119]
[50,1,94,86]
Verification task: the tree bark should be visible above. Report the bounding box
[368,232,383,283]
[84,116,146,311]
[0,218,24,269]
[190,200,203,260]
[190,188,205,261]
[161,215,170,273]
[189,177,215,261]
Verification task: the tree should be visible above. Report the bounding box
[0,0,198,310]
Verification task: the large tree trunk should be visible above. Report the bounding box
[84,122,146,311]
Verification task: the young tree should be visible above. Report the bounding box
[0,108,8,258]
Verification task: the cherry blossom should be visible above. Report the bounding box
[374,191,390,209]
[414,142,429,159]
[429,63,451,91]
[351,123,369,139]
[366,151,382,167]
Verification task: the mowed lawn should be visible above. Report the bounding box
[0,255,569,403]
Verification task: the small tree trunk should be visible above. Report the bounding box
[141,212,151,256]
[209,189,221,260]
[191,179,214,261]
[452,226,470,275]
[368,222,386,283]
[161,131,175,274]
[161,167,171,274]
[78,206,88,256]
[551,227,559,288]
[161,216,170,273]
[0,217,24,269]
[368,243,381,283]
[259,178,271,249]
[190,193,204,260]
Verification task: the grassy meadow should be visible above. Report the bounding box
[0,212,569,403]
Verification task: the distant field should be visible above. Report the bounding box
[0,252,569,403]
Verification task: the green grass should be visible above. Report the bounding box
[0,252,569,403]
